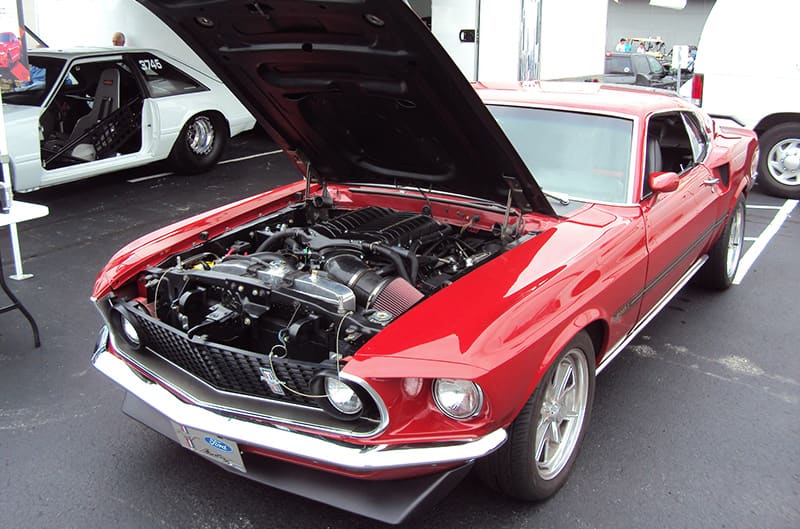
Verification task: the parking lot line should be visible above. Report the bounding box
[128,171,173,184]
[734,199,798,285]
[745,204,784,210]
[127,149,283,184]
[218,149,282,165]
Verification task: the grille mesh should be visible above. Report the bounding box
[130,311,322,407]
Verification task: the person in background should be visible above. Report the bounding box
[111,32,125,46]
[637,42,646,53]
[615,38,627,52]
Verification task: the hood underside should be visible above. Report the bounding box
[137,0,554,215]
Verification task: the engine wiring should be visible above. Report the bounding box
[267,306,355,399]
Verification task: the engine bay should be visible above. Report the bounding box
[121,202,519,367]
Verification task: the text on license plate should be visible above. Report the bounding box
[172,422,246,473]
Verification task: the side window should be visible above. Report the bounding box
[39,59,144,169]
[131,53,207,97]
[631,54,649,73]
[646,55,664,76]
[681,112,708,163]
[648,112,695,175]
[643,111,698,199]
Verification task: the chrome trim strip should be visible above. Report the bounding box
[596,255,708,375]
[108,329,388,438]
[92,346,508,471]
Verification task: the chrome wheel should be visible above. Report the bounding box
[535,348,590,480]
[726,202,744,279]
[186,116,216,156]
[766,136,800,187]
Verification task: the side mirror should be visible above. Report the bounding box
[649,171,680,193]
[635,73,651,86]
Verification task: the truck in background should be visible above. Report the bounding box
[687,0,800,199]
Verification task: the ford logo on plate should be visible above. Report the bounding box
[204,436,233,452]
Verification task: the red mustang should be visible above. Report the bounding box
[91,0,758,524]
[0,31,21,68]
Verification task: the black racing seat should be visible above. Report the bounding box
[67,68,121,149]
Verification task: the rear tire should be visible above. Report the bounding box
[169,112,228,174]
[757,123,800,199]
[477,331,595,500]
[697,196,745,290]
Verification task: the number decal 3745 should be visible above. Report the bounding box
[139,58,163,71]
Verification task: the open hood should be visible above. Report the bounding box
[137,0,554,215]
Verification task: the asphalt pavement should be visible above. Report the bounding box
[1,129,798,529]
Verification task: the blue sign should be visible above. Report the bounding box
[204,436,232,452]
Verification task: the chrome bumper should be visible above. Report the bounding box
[92,330,507,473]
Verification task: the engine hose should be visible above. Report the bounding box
[314,240,412,284]
[407,248,419,284]
[364,244,412,284]
[255,228,308,252]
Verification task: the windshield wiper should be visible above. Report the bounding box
[543,190,571,206]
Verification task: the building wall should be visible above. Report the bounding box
[606,0,715,51]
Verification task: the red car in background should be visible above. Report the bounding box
[91,0,759,524]
[0,31,22,68]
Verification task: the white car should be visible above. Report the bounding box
[2,47,256,193]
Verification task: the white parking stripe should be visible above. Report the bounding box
[734,199,799,285]
[127,149,283,184]
[745,204,784,210]
[218,149,283,165]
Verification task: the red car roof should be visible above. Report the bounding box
[474,81,695,120]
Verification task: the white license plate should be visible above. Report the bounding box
[172,422,246,473]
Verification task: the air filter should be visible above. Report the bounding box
[372,277,424,317]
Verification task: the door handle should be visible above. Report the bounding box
[703,178,720,186]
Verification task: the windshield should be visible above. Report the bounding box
[488,105,634,204]
[1,56,66,106]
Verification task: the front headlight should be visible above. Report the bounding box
[325,376,363,416]
[121,317,141,346]
[110,304,146,351]
[433,379,483,420]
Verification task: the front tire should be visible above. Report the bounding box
[169,112,228,174]
[757,123,800,199]
[477,331,595,500]
[697,196,745,290]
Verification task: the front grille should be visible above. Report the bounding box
[129,310,323,408]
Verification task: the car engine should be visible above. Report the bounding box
[119,204,513,368]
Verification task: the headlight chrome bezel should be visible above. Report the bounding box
[432,378,484,420]
[325,376,364,415]
[311,372,367,422]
